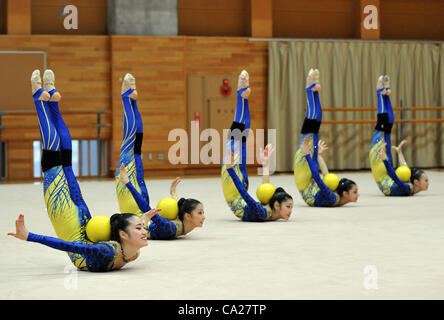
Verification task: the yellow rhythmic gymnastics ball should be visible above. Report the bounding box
[322,173,340,191]
[157,197,179,220]
[395,165,411,182]
[256,183,276,204]
[86,215,111,242]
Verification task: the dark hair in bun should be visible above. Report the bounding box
[178,198,202,221]
[410,168,424,184]
[269,187,292,210]
[336,178,356,196]
[110,213,138,243]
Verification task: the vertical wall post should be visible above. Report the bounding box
[251,0,273,38]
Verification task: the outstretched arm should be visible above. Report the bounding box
[377,143,411,192]
[148,214,179,239]
[304,154,330,192]
[301,136,336,196]
[392,139,408,167]
[170,177,181,200]
[8,214,115,258]
[7,214,28,240]
[317,140,329,177]
[225,147,258,206]
[382,159,411,193]
[117,163,151,213]
[227,167,259,207]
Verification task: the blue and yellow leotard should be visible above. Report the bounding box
[114,89,184,239]
[294,135,339,207]
[30,88,120,272]
[225,165,270,221]
[293,82,339,207]
[221,86,271,221]
[369,132,412,196]
[369,86,413,196]
[124,181,184,239]
[115,89,150,216]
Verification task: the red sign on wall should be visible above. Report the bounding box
[220,79,232,97]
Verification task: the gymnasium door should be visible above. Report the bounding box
[187,74,237,169]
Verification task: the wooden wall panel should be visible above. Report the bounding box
[381,0,444,41]
[251,0,272,38]
[6,0,31,34]
[178,0,251,36]
[6,140,33,180]
[273,0,361,39]
[0,35,267,181]
[31,0,107,35]
[0,35,111,180]
[0,35,111,114]
[111,36,268,176]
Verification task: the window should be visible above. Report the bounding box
[33,139,108,178]
[33,141,41,178]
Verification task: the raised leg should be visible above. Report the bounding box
[383,75,394,166]
[131,97,149,204]
[301,68,322,170]
[375,75,394,167]
[115,74,147,214]
[230,70,251,190]
[43,69,91,224]
[32,69,88,269]
[221,70,251,218]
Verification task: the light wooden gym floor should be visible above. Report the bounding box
[0,170,443,299]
